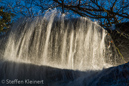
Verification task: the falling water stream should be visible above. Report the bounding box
[0,10,121,86]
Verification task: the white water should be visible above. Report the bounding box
[3,10,113,71]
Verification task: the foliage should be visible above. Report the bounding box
[0,7,15,33]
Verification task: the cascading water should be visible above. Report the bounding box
[3,10,112,70]
[0,9,121,86]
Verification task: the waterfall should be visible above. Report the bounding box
[1,10,119,71]
[0,9,123,86]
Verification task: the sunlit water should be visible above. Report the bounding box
[2,9,118,71]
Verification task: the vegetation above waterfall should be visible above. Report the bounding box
[0,7,15,34]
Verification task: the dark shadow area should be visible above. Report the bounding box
[0,60,100,86]
[89,62,129,86]
[106,22,129,63]
[67,62,129,86]
[1,60,129,86]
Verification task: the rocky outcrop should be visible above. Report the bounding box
[92,62,129,86]
[107,22,129,63]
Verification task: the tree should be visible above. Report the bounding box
[1,0,129,28]
[0,7,14,33]
[53,0,129,28]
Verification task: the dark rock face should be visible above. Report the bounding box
[93,62,129,86]
[105,32,124,65]
[111,31,129,61]
[115,22,129,34]
[1,60,129,86]
[0,60,98,86]
[108,22,129,63]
